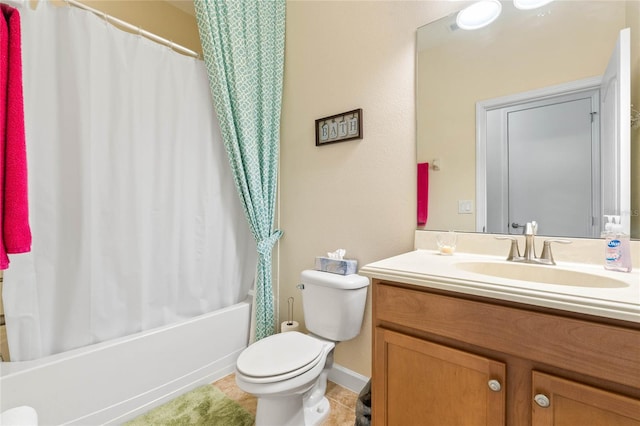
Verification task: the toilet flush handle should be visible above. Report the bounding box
[296,284,305,290]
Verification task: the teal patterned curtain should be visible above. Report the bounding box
[195,0,285,340]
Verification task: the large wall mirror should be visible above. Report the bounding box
[417,0,639,239]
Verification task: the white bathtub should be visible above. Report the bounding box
[0,298,252,425]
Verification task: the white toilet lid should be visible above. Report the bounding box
[236,332,324,378]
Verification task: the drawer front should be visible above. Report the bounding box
[374,281,640,388]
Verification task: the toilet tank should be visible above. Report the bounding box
[299,270,370,341]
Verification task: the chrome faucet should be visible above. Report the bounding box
[497,221,571,265]
[522,221,538,262]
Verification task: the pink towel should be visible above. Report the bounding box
[0,4,31,270]
[417,162,429,225]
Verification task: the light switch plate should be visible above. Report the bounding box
[458,200,473,214]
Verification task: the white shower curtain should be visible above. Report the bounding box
[3,1,257,361]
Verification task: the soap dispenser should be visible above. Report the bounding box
[603,215,632,272]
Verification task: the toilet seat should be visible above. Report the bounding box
[236,332,325,384]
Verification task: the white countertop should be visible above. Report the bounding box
[360,249,640,324]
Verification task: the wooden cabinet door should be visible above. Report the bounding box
[373,327,506,426]
[532,371,640,426]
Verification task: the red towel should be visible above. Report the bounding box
[0,4,31,270]
[417,162,429,225]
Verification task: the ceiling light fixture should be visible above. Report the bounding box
[513,0,554,10]
[456,0,503,31]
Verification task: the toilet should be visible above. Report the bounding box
[235,270,369,426]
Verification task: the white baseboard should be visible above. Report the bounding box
[328,364,369,394]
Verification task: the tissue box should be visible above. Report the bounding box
[314,257,358,275]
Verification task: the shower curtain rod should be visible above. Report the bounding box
[64,0,200,59]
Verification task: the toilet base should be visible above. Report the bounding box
[255,394,305,426]
[254,394,331,426]
[304,396,330,426]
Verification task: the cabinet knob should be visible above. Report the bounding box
[487,379,502,392]
[534,393,550,408]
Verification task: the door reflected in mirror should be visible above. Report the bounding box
[416,0,638,239]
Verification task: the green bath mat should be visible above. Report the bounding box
[125,384,254,426]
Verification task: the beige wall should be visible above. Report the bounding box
[73,0,202,55]
[279,0,640,378]
[279,1,463,377]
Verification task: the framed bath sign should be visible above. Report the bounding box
[315,108,363,146]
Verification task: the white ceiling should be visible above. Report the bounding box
[166,0,195,16]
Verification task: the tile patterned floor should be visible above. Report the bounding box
[213,374,358,425]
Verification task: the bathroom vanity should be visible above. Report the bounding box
[361,248,640,425]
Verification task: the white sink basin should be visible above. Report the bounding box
[455,261,628,288]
